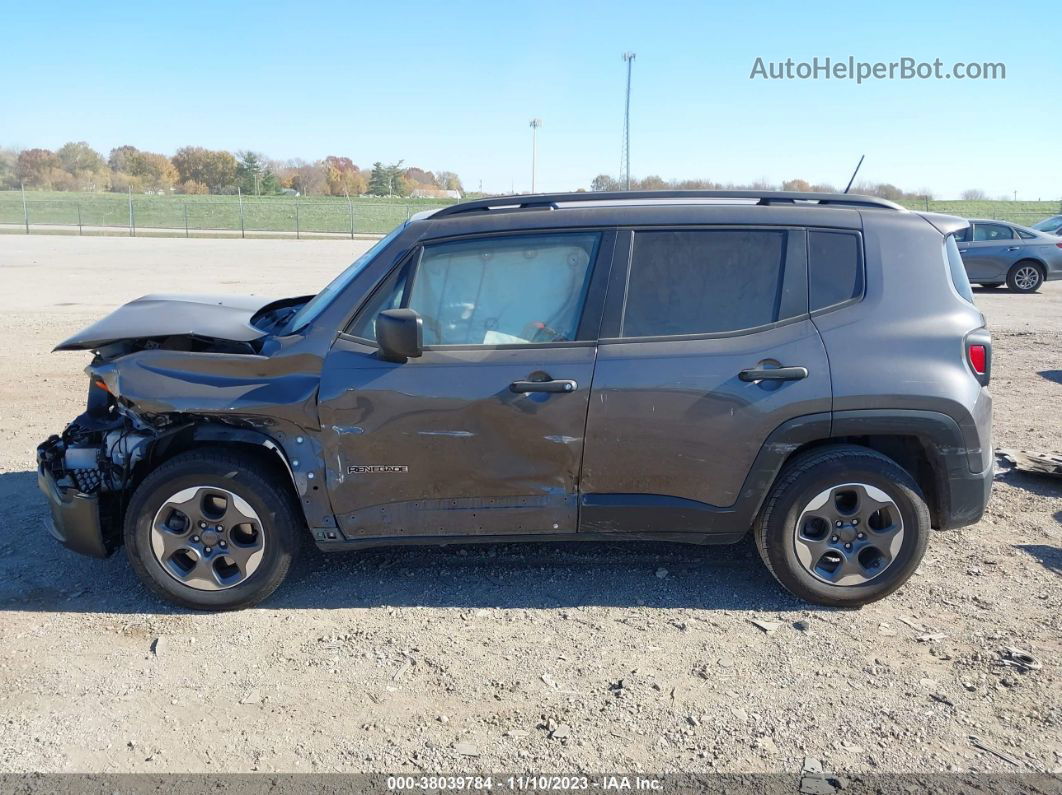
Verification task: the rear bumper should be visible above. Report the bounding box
[831,409,992,531]
[37,461,111,559]
[938,459,993,530]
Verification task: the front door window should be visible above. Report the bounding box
[409,233,599,346]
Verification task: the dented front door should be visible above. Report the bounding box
[319,344,596,538]
[317,230,613,540]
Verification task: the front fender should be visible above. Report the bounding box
[175,421,338,535]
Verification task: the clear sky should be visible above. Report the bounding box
[2,0,1059,198]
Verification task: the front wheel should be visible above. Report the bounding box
[1006,261,1044,293]
[754,445,930,607]
[124,449,301,610]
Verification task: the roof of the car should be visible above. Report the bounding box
[431,190,905,217]
[413,190,933,238]
[409,190,974,240]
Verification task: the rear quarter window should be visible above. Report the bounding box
[945,234,975,304]
[808,231,864,311]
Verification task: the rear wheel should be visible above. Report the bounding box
[124,448,301,610]
[1006,261,1044,293]
[754,445,930,607]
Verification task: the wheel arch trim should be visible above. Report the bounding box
[151,421,337,534]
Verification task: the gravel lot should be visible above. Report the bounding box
[0,235,1059,777]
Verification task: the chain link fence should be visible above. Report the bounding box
[1,192,1060,238]
[0,193,452,238]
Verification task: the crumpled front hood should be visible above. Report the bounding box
[54,293,276,351]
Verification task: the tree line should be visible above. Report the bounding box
[0,142,464,198]
[590,174,1009,202]
[0,143,1012,201]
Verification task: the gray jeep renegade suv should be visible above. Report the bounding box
[37,191,993,610]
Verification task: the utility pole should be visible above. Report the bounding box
[529,118,542,193]
[20,181,29,233]
[127,185,135,237]
[621,52,636,190]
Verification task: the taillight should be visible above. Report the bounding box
[965,332,991,386]
[1056,242,1062,249]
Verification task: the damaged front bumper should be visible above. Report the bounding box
[37,437,112,558]
[36,389,154,559]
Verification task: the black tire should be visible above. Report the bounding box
[754,445,930,607]
[1005,261,1044,293]
[124,448,301,611]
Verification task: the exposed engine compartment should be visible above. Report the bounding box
[38,290,335,558]
[94,333,261,362]
[37,379,158,554]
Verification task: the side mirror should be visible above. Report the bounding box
[376,308,423,362]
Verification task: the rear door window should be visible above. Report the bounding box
[973,223,1014,241]
[620,229,792,337]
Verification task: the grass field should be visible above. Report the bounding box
[896,198,1061,224]
[0,191,454,236]
[1,191,1060,238]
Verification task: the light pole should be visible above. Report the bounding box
[529,118,542,193]
[621,52,636,190]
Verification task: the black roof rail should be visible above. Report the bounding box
[431,190,906,218]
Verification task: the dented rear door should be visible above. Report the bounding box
[581,227,832,517]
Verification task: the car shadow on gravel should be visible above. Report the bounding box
[1016,544,1062,576]
[995,468,1062,498]
[0,469,817,615]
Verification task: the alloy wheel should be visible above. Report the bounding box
[1014,265,1041,291]
[150,486,265,590]
[793,482,904,586]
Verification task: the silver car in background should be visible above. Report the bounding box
[956,219,1062,293]
[1032,215,1062,235]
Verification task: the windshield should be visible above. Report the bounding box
[1032,216,1062,231]
[284,223,407,333]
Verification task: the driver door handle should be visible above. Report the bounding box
[739,366,809,382]
[510,379,578,394]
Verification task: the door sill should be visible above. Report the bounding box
[313,529,745,552]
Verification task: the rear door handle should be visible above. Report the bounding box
[1007,246,1020,251]
[739,366,809,382]
[510,379,578,394]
